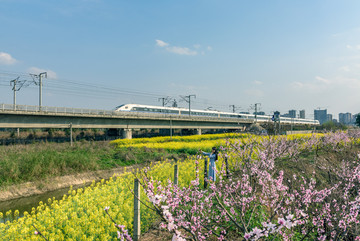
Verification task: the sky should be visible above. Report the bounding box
[1,0,360,119]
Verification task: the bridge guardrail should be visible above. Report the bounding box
[0,103,228,121]
[0,103,116,116]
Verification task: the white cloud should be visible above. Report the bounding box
[155,40,213,56]
[156,39,197,56]
[339,66,350,72]
[315,76,331,84]
[253,80,263,85]
[290,75,360,94]
[166,46,197,56]
[0,52,17,65]
[28,67,58,79]
[155,39,169,47]
[346,44,360,50]
[291,82,304,89]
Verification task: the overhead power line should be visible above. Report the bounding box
[180,94,196,116]
[0,70,236,111]
[31,72,47,109]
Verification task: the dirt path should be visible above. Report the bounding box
[0,164,146,202]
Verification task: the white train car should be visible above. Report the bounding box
[114,104,319,125]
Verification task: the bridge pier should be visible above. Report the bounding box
[123,128,132,139]
[196,128,202,135]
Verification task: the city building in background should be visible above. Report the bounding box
[314,109,327,125]
[299,110,305,119]
[339,112,354,125]
[327,114,333,122]
[289,110,296,118]
[282,110,296,118]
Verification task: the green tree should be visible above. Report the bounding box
[321,121,347,131]
[356,113,360,127]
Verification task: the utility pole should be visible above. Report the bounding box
[10,76,27,137]
[229,105,236,113]
[10,77,27,111]
[39,72,47,110]
[31,72,47,110]
[180,94,196,116]
[10,77,19,110]
[172,99,178,107]
[158,96,171,107]
[273,111,281,135]
[254,103,261,123]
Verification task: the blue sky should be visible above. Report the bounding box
[1,0,360,119]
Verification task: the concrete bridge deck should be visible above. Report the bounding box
[0,103,251,130]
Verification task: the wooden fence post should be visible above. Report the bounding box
[225,156,230,179]
[174,160,179,185]
[204,157,208,188]
[133,178,140,241]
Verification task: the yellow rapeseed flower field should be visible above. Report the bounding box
[0,133,339,240]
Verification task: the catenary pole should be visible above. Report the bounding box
[38,72,47,110]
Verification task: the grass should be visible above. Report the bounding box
[0,140,184,188]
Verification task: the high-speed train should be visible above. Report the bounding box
[114,104,320,125]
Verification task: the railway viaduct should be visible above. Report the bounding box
[0,104,256,139]
[0,104,312,139]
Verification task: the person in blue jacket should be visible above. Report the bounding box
[201,147,218,182]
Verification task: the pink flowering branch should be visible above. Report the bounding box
[138,130,360,240]
[104,207,132,241]
[32,224,49,241]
